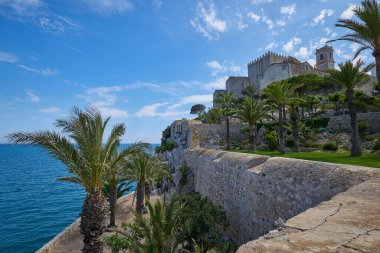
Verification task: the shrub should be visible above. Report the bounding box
[179,166,189,186]
[373,140,380,152]
[323,142,338,151]
[265,130,278,150]
[305,117,330,130]
[357,120,369,134]
[285,137,294,147]
[155,140,177,153]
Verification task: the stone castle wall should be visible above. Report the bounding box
[327,111,380,133]
[181,149,377,243]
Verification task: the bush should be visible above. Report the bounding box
[323,142,338,151]
[373,140,380,152]
[155,140,177,153]
[285,137,294,147]
[357,120,369,134]
[305,117,330,130]
[265,130,278,150]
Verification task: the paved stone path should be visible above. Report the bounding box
[237,177,380,253]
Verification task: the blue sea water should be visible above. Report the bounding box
[0,144,157,253]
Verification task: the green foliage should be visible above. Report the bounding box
[155,140,178,153]
[179,166,189,186]
[191,104,206,115]
[162,126,171,140]
[323,142,338,151]
[265,130,279,150]
[105,234,130,253]
[287,74,342,94]
[305,117,330,130]
[372,140,380,151]
[285,137,294,147]
[106,194,236,253]
[357,119,369,134]
[177,193,236,253]
[355,90,375,112]
[198,108,222,124]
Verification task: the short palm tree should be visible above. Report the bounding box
[236,97,272,151]
[329,0,380,85]
[263,81,302,154]
[7,107,125,252]
[216,92,237,150]
[327,60,372,156]
[124,153,171,214]
[241,83,260,99]
[104,142,150,228]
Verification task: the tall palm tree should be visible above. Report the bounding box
[216,92,237,150]
[288,97,305,153]
[263,81,302,154]
[104,142,150,228]
[236,97,272,151]
[124,153,171,214]
[7,107,126,252]
[327,60,372,156]
[329,0,380,85]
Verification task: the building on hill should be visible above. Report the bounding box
[213,45,335,107]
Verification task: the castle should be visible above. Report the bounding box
[213,45,335,106]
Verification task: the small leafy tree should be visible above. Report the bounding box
[190,104,206,116]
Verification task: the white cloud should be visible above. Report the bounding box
[283,37,301,53]
[206,60,241,76]
[276,20,286,26]
[308,59,316,67]
[250,0,273,4]
[78,0,133,15]
[295,47,311,59]
[0,0,78,33]
[350,43,360,53]
[135,102,186,118]
[280,4,296,18]
[312,9,334,26]
[204,76,228,90]
[324,27,337,38]
[153,0,162,9]
[17,64,59,76]
[247,12,260,23]
[265,42,278,50]
[262,15,274,30]
[26,89,40,103]
[0,51,18,63]
[40,107,60,113]
[99,107,128,119]
[172,94,213,109]
[190,1,227,40]
[341,4,356,19]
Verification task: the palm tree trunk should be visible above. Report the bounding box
[226,117,230,150]
[290,108,300,152]
[373,50,380,86]
[80,191,107,253]
[347,90,362,156]
[278,106,285,154]
[108,185,117,227]
[301,107,305,120]
[136,182,145,215]
[282,105,287,121]
[249,124,257,151]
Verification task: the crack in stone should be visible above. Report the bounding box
[284,203,343,232]
[337,228,380,253]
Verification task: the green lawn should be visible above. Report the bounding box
[227,150,380,168]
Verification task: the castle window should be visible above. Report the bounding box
[320,54,323,60]
[305,65,309,71]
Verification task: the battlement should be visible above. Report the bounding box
[248,51,287,67]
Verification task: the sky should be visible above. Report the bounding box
[0,0,371,143]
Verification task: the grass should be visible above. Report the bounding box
[227,150,380,168]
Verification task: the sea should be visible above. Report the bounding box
[0,144,157,253]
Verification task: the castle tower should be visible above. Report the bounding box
[315,45,335,71]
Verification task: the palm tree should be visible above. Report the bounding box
[329,0,380,85]
[236,97,272,151]
[216,92,237,150]
[263,81,302,154]
[104,142,149,228]
[7,107,126,252]
[241,83,260,99]
[288,97,304,152]
[327,60,372,156]
[124,153,171,214]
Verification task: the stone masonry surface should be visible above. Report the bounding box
[181,149,380,246]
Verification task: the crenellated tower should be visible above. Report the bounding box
[315,45,335,71]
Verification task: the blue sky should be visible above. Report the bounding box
[0,0,370,143]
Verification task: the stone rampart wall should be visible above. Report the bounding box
[327,111,380,133]
[183,149,377,243]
